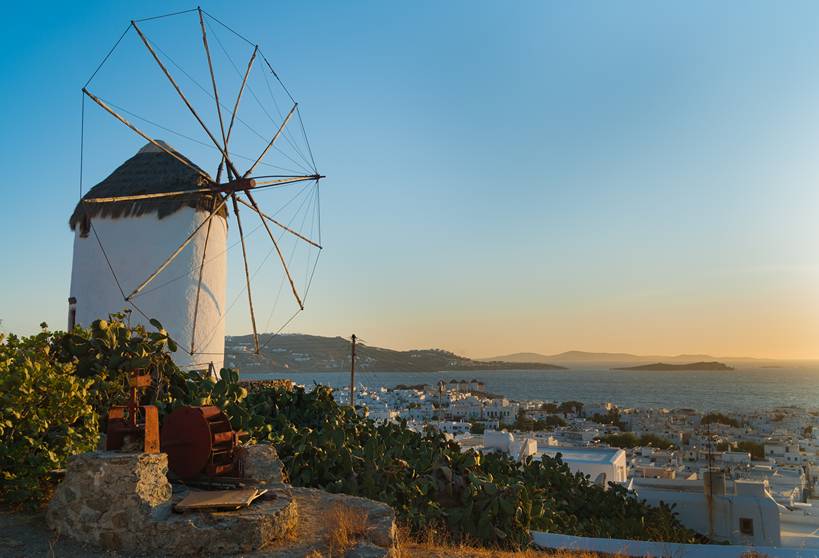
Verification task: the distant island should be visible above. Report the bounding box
[611,361,734,371]
[226,333,566,373]
[479,350,794,368]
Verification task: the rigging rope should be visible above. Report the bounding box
[204,18,314,173]
[84,24,132,88]
[197,183,318,353]
[144,30,313,175]
[133,8,198,23]
[257,64,314,173]
[98,96,306,175]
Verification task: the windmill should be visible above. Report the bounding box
[70,8,324,373]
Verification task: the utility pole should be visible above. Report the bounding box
[349,334,357,409]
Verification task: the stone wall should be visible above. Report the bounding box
[46,450,297,555]
[46,446,397,557]
[47,452,172,549]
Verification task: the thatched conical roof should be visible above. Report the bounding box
[70,142,226,236]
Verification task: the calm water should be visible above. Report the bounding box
[243,367,819,413]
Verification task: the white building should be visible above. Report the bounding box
[69,143,227,372]
[633,472,782,546]
[465,430,539,461]
[434,421,472,435]
[484,399,520,425]
[538,447,628,484]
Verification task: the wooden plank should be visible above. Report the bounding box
[174,488,267,511]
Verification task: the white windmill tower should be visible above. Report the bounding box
[69,142,229,370]
[69,8,324,374]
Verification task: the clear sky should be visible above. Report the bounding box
[1,1,817,360]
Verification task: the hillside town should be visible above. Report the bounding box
[330,379,819,550]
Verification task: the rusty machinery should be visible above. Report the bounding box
[161,406,244,480]
[104,371,243,480]
[105,369,160,453]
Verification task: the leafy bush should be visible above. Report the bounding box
[558,401,583,415]
[0,326,99,506]
[234,382,699,548]
[1,315,182,507]
[514,411,566,431]
[0,316,700,549]
[590,409,627,430]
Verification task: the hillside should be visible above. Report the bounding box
[226,334,566,373]
[612,361,735,371]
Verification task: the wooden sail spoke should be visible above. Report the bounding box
[234,195,321,249]
[250,175,323,188]
[225,46,257,155]
[243,191,304,310]
[190,215,213,354]
[217,45,258,183]
[125,195,228,301]
[198,7,227,149]
[243,103,298,178]
[131,21,242,180]
[231,193,260,353]
[81,176,319,204]
[82,88,212,183]
[82,188,212,204]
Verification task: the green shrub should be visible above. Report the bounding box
[0,314,183,507]
[0,316,700,548]
[234,382,699,548]
[0,327,98,506]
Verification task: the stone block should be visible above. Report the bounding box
[239,443,287,485]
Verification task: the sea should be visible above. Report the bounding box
[243,366,819,413]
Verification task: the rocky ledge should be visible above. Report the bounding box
[45,446,396,557]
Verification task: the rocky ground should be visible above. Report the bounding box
[5,445,396,558]
[0,446,619,558]
[0,510,616,558]
[1,486,395,558]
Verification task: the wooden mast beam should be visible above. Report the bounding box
[243,190,304,310]
[231,193,260,353]
[125,195,229,301]
[82,88,211,183]
[190,215,213,355]
[234,195,321,249]
[197,7,227,152]
[191,6,227,357]
[243,102,298,178]
[81,175,321,204]
[218,45,258,183]
[246,175,323,187]
[82,175,324,203]
[131,20,241,180]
